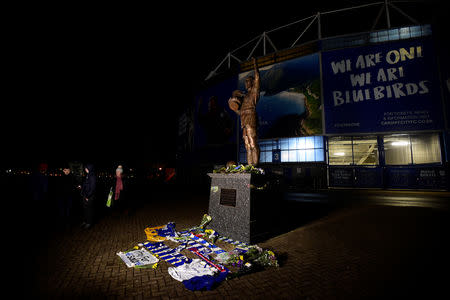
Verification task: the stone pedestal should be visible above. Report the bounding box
[207,173,277,244]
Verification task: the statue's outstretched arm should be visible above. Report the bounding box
[253,57,260,84]
[252,57,260,104]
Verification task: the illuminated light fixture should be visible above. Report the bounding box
[391,141,409,146]
[333,152,346,156]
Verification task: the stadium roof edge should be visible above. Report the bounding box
[205,0,433,81]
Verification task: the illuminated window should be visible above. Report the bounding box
[369,25,431,43]
[259,140,274,163]
[383,133,441,165]
[328,136,379,165]
[352,136,379,165]
[399,27,410,39]
[411,134,441,164]
[384,135,412,165]
[388,29,400,41]
[281,150,289,162]
[328,137,353,165]
[376,30,389,42]
[279,136,325,162]
[239,136,325,164]
[410,25,422,38]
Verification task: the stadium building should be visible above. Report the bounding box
[177,1,450,190]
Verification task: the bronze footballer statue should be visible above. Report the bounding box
[228,57,261,166]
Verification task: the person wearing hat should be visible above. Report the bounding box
[110,165,128,215]
[57,164,76,224]
[80,163,96,229]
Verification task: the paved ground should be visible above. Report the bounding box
[17,187,450,299]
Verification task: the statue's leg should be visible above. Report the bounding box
[246,126,259,165]
[243,127,253,165]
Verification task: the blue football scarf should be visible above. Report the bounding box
[178,229,250,253]
[143,242,190,267]
[187,233,226,255]
[217,236,250,251]
[156,222,176,237]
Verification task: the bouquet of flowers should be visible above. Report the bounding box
[213,164,264,175]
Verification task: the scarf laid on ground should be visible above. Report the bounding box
[115,176,123,200]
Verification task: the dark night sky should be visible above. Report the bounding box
[2,1,445,168]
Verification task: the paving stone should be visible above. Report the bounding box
[28,189,450,299]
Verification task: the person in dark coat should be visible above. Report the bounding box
[80,163,96,229]
[57,164,76,223]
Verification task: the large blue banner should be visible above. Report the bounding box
[322,37,443,134]
[238,53,322,139]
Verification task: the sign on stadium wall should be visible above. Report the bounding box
[322,37,444,134]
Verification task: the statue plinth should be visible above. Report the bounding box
[207,172,276,244]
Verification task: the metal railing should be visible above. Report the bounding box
[205,0,428,81]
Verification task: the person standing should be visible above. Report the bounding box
[57,164,76,224]
[111,165,128,215]
[80,163,96,229]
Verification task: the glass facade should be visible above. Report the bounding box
[326,133,441,166]
[321,24,432,51]
[369,25,432,42]
[239,136,325,164]
[240,133,441,166]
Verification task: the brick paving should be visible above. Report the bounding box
[22,188,450,299]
